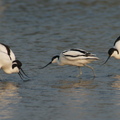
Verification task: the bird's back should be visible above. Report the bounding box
[114,40,120,52]
[0,43,16,61]
[59,48,99,66]
[0,51,12,68]
[62,48,98,60]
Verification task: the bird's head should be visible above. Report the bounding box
[40,55,59,69]
[12,60,29,80]
[51,55,59,63]
[12,60,22,70]
[103,48,119,64]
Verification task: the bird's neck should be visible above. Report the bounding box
[52,58,63,65]
[2,66,19,74]
[112,51,120,59]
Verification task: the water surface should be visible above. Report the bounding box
[0,0,120,120]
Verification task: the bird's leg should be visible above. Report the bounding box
[84,64,96,77]
[76,67,82,77]
[79,67,82,75]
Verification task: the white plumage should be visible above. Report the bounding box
[114,37,120,52]
[60,49,98,66]
[0,52,17,74]
[0,43,15,60]
[0,43,28,80]
[40,48,99,76]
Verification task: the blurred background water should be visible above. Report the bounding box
[0,0,120,120]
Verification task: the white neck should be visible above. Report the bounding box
[2,66,19,74]
[52,57,62,65]
[112,51,120,59]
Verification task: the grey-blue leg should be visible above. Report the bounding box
[84,64,96,77]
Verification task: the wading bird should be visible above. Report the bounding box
[103,36,120,64]
[0,43,29,80]
[40,48,99,76]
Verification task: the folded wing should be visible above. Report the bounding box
[62,48,98,60]
[0,43,16,61]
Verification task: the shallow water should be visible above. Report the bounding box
[0,0,120,120]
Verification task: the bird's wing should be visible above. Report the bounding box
[62,48,98,60]
[114,36,120,46]
[0,43,16,60]
[114,41,120,52]
[9,49,16,61]
[0,51,12,68]
[63,48,93,57]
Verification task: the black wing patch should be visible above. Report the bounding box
[63,48,94,57]
[114,36,120,46]
[69,48,91,57]
[64,55,84,57]
[1,43,12,60]
[70,48,86,52]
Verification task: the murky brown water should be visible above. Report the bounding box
[0,0,120,120]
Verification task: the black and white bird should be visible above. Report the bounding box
[104,36,120,64]
[40,48,99,76]
[0,43,28,80]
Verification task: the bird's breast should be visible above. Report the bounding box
[2,66,19,74]
[112,51,120,59]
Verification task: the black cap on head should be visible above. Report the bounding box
[108,48,119,56]
[12,60,22,69]
[103,48,119,64]
[51,55,59,61]
[12,60,29,80]
[40,55,59,69]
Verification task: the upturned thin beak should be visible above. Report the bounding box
[102,55,111,65]
[40,62,52,69]
[18,68,29,81]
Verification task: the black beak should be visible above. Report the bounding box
[18,68,29,81]
[40,62,52,69]
[102,55,111,65]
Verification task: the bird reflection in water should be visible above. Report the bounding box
[0,81,18,90]
[0,81,21,119]
[52,78,97,89]
[111,75,120,89]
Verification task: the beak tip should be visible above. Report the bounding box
[102,55,111,65]
[18,68,29,80]
[40,62,52,69]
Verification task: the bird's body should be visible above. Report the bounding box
[104,36,120,64]
[0,43,15,60]
[113,38,120,59]
[53,49,98,66]
[0,43,28,80]
[41,48,99,76]
[0,52,16,74]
